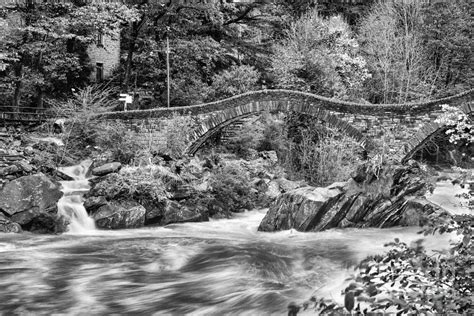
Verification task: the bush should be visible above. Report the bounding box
[281,124,362,186]
[304,214,473,315]
[208,162,255,215]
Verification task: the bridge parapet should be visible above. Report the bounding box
[95,88,474,120]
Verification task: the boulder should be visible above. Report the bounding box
[143,199,168,225]
[161,200,208,225]
[0,214,22,233]
[83,196,108,214]
[25,213,69,234]
[92,162,122,176]
[259,186,343,232]
[93,200,146,229]
[0,173,63,216]
[258,164,436,232]
[166,181,195,200]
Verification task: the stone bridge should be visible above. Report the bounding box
[96,89,473,162]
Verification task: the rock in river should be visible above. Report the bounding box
[0,173,63,217]
[92,200,146,229]
[92,162,122,176]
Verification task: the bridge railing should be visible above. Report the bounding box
[0,106,55,125]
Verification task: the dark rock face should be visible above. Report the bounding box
[259,164,438,232]
[93,200,146,229]
[92,162,122,176]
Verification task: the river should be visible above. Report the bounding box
[0,210,462,315]
[0,165,469,315]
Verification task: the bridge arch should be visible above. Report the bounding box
[185,100,372,156]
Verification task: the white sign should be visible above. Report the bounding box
[119,93,133,111]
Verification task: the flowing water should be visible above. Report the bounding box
[0,171,468,315]
[57,160,96,233]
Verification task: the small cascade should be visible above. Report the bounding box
[57,160,96,233]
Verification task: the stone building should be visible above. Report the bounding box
[86,30,121,82]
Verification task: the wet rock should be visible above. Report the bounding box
[92,162,122,176]
[166,181,195,200]
[83,196,108,214]
[10,208,43,225]
[88,173,129,200]
[0,173,63,216]
[143,199,168,225]
[259,186,343,232]
[0,214,22,233]
[93,200,146,229]
[25,213,69,234]
[259,163,437,232]
[161,200,208,225]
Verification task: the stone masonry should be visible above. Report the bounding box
[95,89,474,162]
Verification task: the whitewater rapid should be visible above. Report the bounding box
[0,209,457,315]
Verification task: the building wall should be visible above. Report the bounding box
[87,30,121,81]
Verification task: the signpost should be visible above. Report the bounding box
[119,93,133,111]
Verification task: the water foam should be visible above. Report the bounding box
[57,160,96,233]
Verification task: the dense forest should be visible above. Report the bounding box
[0,0,472,110]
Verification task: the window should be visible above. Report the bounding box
[97,31,104,47]
[96,63,104,82]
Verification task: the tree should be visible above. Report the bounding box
[207,64,260,100]
[271,9,370,100]
[119,1,289,106]
[0,2,138,112]
[359,0,435,104]
[421,0,473,94]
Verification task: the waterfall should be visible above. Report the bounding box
[57,160,96,233]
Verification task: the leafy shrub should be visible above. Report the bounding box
[304,214,473,315]
[152,114,194,159]
[281,125,362,186]
[208,162,255,215]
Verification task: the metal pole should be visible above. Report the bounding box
[166,35,170,108]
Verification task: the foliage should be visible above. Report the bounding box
[271,10,371,99]
[305,213,473,315]
[282,127,362,186]
[120,1,288,106]
[359,0,434,104]
[421,0,473,94]
[158,114,194,159]
[435,104,473,145]
[0,3,139,108]
[209,162,255,215]
[207,64,260,101]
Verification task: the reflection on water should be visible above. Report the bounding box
[0,210,456,315]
